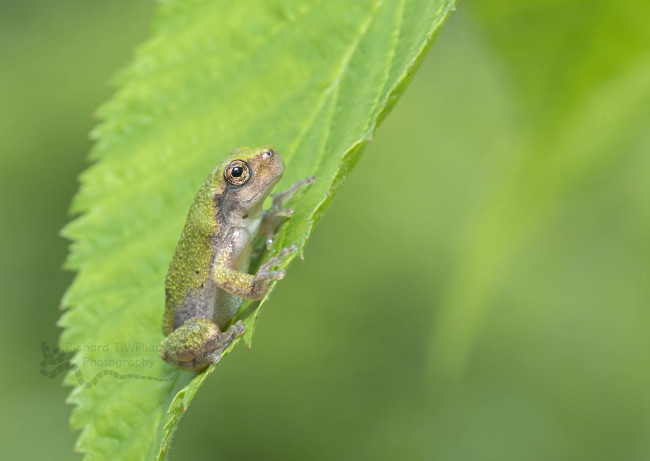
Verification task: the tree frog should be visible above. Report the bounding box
[159,146,314,371]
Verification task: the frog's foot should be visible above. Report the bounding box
[229,320,246,337]
[270,176,315,209]
[159,318,245,372]
[248,244,299,298]
[260,176,315,249]
[203,320,246,365]
[257,244,297,280]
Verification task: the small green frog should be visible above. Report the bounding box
[159,146,313,371]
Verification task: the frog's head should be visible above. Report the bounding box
[216,146,284,222]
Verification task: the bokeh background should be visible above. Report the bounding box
[2,1,649,460]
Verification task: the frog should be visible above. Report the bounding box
[159,146,314,372]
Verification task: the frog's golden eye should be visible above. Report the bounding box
[224,160,251,186]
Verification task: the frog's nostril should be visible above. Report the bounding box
[261,149,274,159]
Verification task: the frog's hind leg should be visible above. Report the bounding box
[158,318,245,372]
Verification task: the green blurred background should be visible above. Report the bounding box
[2,1,649,460]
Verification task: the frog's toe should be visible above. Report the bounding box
[208,353,224,366]
[277,208,294,218]
[279,244,298,257]
[231,320,246,336]
[256,268,284,281]
[269,269,286,280]
[259,259,274,271]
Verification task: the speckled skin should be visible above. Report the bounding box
[159,146,312,372]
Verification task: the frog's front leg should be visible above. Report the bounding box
[259,176,315,249]
[158,318,245,372]
[214,244,298,300]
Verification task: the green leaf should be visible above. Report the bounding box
[58,0,456,458]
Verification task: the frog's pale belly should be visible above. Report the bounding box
[210,286,243,330]
[210,219,259,330]
[174,266,247,332]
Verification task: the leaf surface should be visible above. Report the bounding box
[58,0,456,458]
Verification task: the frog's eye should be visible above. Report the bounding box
[224,160,251,186]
